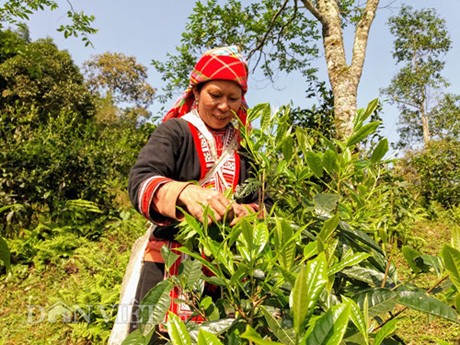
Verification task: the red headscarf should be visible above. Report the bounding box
[163,46,249,125]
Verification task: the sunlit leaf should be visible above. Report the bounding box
[354,288,398,318]
[167,312,192,345]
[397,290,459,322]
[306,151,324,178]
[346,122,380,147]
[441,245,460,290]
[161,245,180,271]
[291,253,328,334]
[121,329,146,345]
[318,214,340,243]
[329,251,370,276]
[197,328,224,345]
[305,302,350,345]
[0,237,11,273]
[370,138,389,163]
[180,259,203,290]
[322,149,338,174]
[241,325,284,345]
[341,296,368,344]
[373,317,399,345]
[260,306,295,344]
[313,194,340,217]
[291,264,308,335]
[341,266,387,288]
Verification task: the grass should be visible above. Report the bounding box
[392,219,460,344]
[0,211,146,345]
[1,212,459,344]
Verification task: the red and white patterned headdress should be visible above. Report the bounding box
[163,46,249,125]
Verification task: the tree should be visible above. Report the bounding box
[0,36,95,124]
[83,52,156,124]
[0,0,96,46]
[429,93,460,142]
[153,0,380,139]
[0,29,154,226]
[382,5,452,148]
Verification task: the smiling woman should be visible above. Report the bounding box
[192,80,243,130]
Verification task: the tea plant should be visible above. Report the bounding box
[123,101,459,344]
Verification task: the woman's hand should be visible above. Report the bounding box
[177,184,254,225]
[178,184,233,224]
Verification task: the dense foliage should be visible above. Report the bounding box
[0,29,154,234]
[1,11,460,343]
[397,140,460,209]
[123,102,460,344]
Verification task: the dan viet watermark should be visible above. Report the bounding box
[26,300,149,325]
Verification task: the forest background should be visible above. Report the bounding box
[1,0,460,344]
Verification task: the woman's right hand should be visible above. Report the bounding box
[177,184,235,224]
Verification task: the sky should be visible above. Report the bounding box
[24,0,460,152]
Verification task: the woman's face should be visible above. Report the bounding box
[193,80,243,130]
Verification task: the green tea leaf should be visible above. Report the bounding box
[322,150,338,174]
[274,217,297,270]
[139,279,174,336]
[339,222,384,255]
[291,253,328,334]
[197,328,224,345]
[305,302,350,345]
[353,99,379,130]
[161,245,180,271]
[397,290,459,322]
[281,135,294,161]
[291,264,308,335]
[167,312,192,345]
[260,306,295,344]
[370,138,389,163]
[329,251,370,276]
[346,122,380,147]
[178,247,220,276]
[373,317,399,345]
[121,329,147,345]
[341,266,387,288]
[341,296,369,344]
[313,194,340,217]
[180,259,202,290]
[402,246,431,274]
[306,151,324,178]
[354,288,398,318]
[241,325,284,345]
[303,241,319,261]
[318,214,340,244]
[441,245,460,290]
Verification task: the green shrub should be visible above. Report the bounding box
[124,101,460,344]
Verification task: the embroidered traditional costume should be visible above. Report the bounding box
[127,46,272,332]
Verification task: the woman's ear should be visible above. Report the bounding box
[192,87,199,102]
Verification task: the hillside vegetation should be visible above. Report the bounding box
[1,28,460,345]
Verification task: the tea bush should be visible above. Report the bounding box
[123,101,460,344]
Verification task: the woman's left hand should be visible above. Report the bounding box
[229,203,255,226]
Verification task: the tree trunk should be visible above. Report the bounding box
[420,89,431,145]
[301,0,380,139]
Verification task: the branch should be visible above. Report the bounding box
[276,0,299,46]
[299,0,324,23]
[374,275,450,332]
[350,0,380,78]
[248,0,290,68]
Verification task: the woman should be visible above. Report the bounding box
[127,46,272,334]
